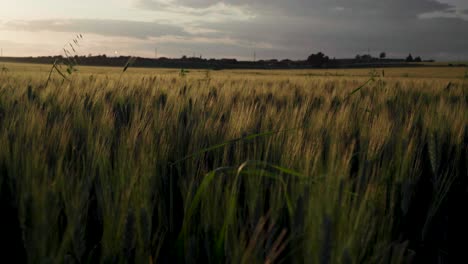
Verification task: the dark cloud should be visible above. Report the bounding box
[5,19,188,39]
[203,15,468,59]
[140,0,453,18]
[136,0,468,60]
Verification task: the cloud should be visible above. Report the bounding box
[133,0,468,60]
[4,19,188,39]
[0,19,264,59]
[139,0,454,18]
[2,0,468,60]
[136,1,253,22]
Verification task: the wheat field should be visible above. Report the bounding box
[0,63,466,263]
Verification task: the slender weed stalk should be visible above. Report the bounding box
[44,34,83,87]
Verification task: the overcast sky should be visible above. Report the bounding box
[1,0,467,60]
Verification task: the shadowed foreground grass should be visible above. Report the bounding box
[0,67,466,263]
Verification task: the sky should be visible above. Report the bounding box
[1,0,468,60]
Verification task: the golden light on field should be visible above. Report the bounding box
[0,56,466,263]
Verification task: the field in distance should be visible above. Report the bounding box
[0,62,466,263]
[2,61,467,79]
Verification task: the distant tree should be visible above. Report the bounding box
[361,54,372,61]
[307,52,329,67]
[406,54,414,62]
[355,54,362,61]
[379,52,386,59]
[414,56,422,62]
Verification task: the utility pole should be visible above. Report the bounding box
[155,47,158,59]
[251,42,257,62]
[253,45,256,62]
